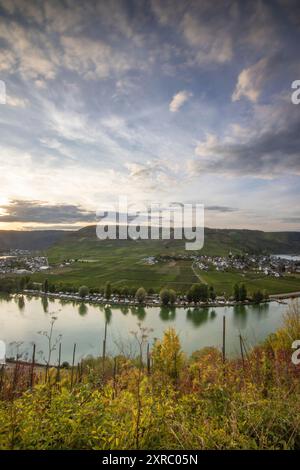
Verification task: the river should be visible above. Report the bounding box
[0,294,294,364]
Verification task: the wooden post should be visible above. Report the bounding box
[222,315,226,363]
[56,342,61,383]
[79,360,83,382]
[0,364,5,394]
[174,350,178,386]
[147,343,151,375]
[75,362,80,384]
[29,343,36,389]
[102,320,108,375]
[239,334,245,369]
[12,356,20,396]
[71,343,76,388]
[113,357,117,398]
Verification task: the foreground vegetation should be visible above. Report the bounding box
[0,303,300,450]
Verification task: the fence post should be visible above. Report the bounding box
[29,343,36,389]
[239,334,245,369]
[222,315,226,363]
[71,343,76,388]
[113,357,117,398]
[0,364,5,394]
[56,343,61,383]
[147,343,151,375]
[102,320,108,376]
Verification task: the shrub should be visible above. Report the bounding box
[79,285,89,298]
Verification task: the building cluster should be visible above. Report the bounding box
[196,254,300,276]
[155,253,300,277]
[0,250,50,274]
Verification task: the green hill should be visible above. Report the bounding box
[49,225,300,260]
[0,230,66,251]
[24,225,300,293]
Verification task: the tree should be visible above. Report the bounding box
[186,288,193,303]
[121,285,129,297]
[188,283,208,303]
[169,289,177,305]
[152,328,184,380]
[160,288,170,306]
[105,282,111,300]
[190,284,202,302]
[79,285,89,298]
[252,290,264,304]
[233,283,240,301]
[43,279,49,293]
[19,276,27,292]
[135,287,147,304]
[209,285,216,301]
[239,284,247,302]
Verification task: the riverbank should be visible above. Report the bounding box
[18,288,280,309]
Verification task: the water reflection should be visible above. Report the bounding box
[250,302,270,319]
[159,306,176,321]
[104,306,112,323]
[186,307,210,327]
[210,310,217,319]
[233,304,248,329]
[78,302,88,316]
[41,296,48,313]
[120,306,129,315]
[130,306,146,321]
[232,302,270,329]
[18,295,25,311]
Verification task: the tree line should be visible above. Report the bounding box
[0,276,268,305]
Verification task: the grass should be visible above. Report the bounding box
[32,257,198,291]
[199,269,300,295]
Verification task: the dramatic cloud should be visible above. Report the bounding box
[0,200,95,223]
[192,115,300,177]
[169,91,192,113]
[232,54,290,102]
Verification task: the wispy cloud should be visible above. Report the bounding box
[0,0,299,230]
[169,90,192,112]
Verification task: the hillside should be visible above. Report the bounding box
[50,225,300,257]
[2,226,300,292]
[0,230,67,251]
[20,225,299,293]
[1,226,300,255]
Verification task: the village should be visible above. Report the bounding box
[145,253,300,278]
[0,250,50,275]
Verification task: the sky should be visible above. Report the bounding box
[0,0,299,231]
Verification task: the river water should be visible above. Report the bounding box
[0,294,294,364]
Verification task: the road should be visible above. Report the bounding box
[191,261,208,285]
